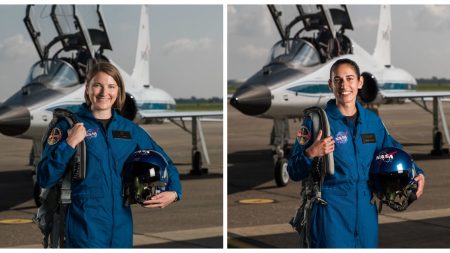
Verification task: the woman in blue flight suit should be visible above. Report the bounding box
[288,58,425,248]
[37,62,181,248]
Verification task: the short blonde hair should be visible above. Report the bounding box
[85,62,126,110]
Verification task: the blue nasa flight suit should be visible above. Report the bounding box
[37,103,182,248]
[288,99,423,248]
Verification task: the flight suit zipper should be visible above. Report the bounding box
[347,116,360,245]
[352,119,361,245]
[98,121,115,246]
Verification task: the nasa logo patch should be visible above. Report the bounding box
[335,131,348,144]
[376,150,399,163]
[296,126,311,145]
[85,128,98,140]
[47,127,62,145]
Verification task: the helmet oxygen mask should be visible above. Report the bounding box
[370,147,418,212]
[122,150,168,206]
[377,172,418,212]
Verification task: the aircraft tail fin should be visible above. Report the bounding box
[373,5,391,66]
[131,6,150,86]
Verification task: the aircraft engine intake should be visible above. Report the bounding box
[359,72,379,103]
[120,93,138,121]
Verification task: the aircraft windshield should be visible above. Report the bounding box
[25,60,79,88]
[267,39,320,67]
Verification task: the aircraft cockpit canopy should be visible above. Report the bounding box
[24,5,112,63]
[24,5,112,83]
[266,39,321,68]
[25,59,79,89]
[267,5,354,63]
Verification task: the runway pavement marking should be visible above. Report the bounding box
[9,243,42,248]
[9,226,223,248]
[228,232,275,248]
[133,226,223,247]
[228,207,450,239]
[238,198,275,204]
[379,207,450,225]
[228,223,294,237]
[0,219,33,224]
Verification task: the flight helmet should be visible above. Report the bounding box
[122,150,168,206]
[370,147,418,212]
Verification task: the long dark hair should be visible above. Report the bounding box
[329,58,361,80]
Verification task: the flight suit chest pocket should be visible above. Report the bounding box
[84,127,105,158]
[111,130,134,149]
[358,133,377,173]
[110,130,136,164]
[112,130,132,140]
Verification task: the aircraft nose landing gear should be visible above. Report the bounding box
[273,143,290,187]
[274,157,289,187]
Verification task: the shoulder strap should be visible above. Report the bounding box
[291,107,334,248]
[35,108,87,248]
[303,106,334,176]
[52,108,86,182]
[42,108,86,203]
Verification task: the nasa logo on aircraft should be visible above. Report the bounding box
[376,150,398,163]
[335,131,348,144]
[86,128,98,140]
[296,126,311,145]
[47,127,62,145]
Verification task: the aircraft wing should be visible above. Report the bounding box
[138,110,223,119]
[380,90,450,99]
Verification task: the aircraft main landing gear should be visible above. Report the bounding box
[189,117,209,175]
[431,131,449,155]
[190,150,208,175]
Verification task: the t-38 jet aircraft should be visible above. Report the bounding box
[0,5,222,205]
[230,5,450,187]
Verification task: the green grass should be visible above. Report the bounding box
[175,103,223,111]
[228,86,237,94]
[417,83,450,91]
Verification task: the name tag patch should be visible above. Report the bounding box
[112,130,132,139]
[361,133,376,144]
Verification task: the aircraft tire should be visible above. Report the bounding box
[192,150,202,174]
[275,158,289,187]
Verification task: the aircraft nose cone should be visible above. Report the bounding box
[230,85,271,116]
[0,105,31,136]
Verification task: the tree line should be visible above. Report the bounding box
[175,96,222,104]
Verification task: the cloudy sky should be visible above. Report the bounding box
[0,5,223,101]
[228,5,450,81]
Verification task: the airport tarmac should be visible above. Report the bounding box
[0,120,223,248]
[228,101,450,248]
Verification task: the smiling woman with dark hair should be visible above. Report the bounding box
[288,58,425,248]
